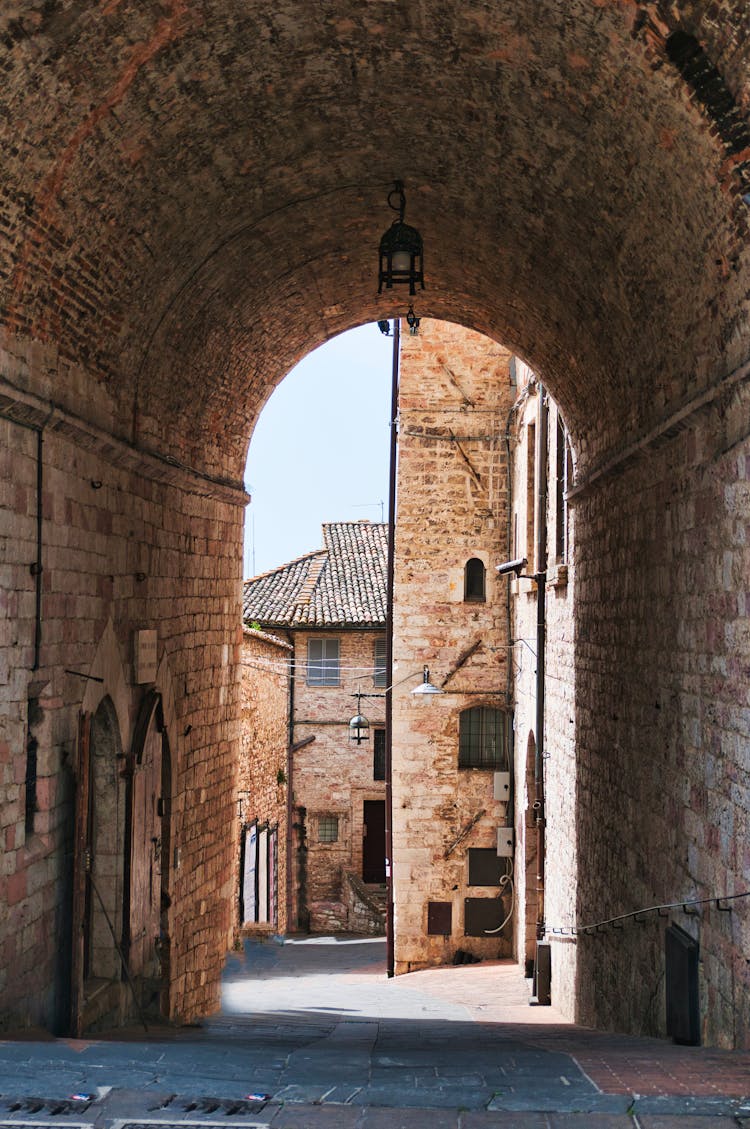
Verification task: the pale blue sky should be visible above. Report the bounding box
[243,323,394,578]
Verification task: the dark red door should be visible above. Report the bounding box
[362,800,386,883]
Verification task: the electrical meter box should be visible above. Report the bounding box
[493,771,511,801]
[497,827,514,857]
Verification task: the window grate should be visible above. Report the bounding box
[318,814,339,843]
[459,707,508,770]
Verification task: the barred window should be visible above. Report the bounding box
[373,636,387,687]
[458,707,508,769]
[318,814,339,843]
[307,638,339,685]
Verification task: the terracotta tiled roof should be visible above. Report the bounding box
[243,522,387,628]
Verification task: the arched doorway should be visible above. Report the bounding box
[72,696,127,1032]
[124,690,172,1022]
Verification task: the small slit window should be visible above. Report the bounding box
[464,558,486,602]
[373,728,386,781]
[459,707,508,770]
[318,814,339,843]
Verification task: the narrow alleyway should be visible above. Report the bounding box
[0,935,748,1127]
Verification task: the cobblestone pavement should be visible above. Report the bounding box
[0,936,748,1128]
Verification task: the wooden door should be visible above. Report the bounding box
[362,800,386,884]
[69,711,91,1036]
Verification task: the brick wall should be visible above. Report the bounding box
[392,320,517,971]
[239,628,291,936]
[0,362,245,1031]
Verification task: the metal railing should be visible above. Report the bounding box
[546,889,750,939]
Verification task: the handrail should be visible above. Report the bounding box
[545,889,750,938]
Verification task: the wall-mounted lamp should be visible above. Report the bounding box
[410,665,442,696]
[378,180,425,296]
[349,666,442,742]
[377,319,393,337]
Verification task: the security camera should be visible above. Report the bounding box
[495,557,528,577]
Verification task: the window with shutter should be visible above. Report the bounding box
[373,636,387,686]
[307,638,340,685]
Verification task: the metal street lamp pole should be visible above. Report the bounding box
[385,316,400,979]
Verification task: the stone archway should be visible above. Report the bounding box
[1,0,749,1046]
[124,690,171,1021]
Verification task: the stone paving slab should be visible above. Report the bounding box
[634,1119,742,1129]
[2,936,750,1124]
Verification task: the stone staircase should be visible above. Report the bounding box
[342,871,386,935]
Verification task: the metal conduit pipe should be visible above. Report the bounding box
[385,317,400,980]
[534,385,549,943]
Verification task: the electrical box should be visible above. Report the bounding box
[497,827,514,857]
[467,848,505,886]
[427,901,453,936]
[464,898,509,937]
[493,771,510,802]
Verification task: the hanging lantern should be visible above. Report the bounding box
[348,711,370,744]
[349,690,370,744]
[405,305,421,336]
[378,181,425,297]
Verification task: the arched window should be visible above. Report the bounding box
[458,706,508,769]
[464,557,486,601]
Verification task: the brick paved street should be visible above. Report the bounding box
[0,936,748,1127]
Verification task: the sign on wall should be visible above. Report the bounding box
[134,629,158,683]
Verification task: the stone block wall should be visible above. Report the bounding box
[0,356,245,1031]
[392,320,517,972]
[508,369,577,1018]
[291,629,386,929]
[239,628,291,936]
[569,376,750,1048]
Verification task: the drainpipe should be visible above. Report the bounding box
[385,317,400,979]
[533,384,548,941]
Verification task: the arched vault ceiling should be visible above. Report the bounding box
[1,1,749,478]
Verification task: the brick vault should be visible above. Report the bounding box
[0,2,748,1046]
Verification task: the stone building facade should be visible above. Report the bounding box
[0,394,242,1034]
[238,627,291,937]
[242,523,388,936]
[391,321,518,971]
[506,362,577,1018]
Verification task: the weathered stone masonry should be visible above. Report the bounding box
[0,356,245,1030]
[239,628,291,937]
[569,376,750,1049]
[1,0,750,1050]
[392,321,517,971]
